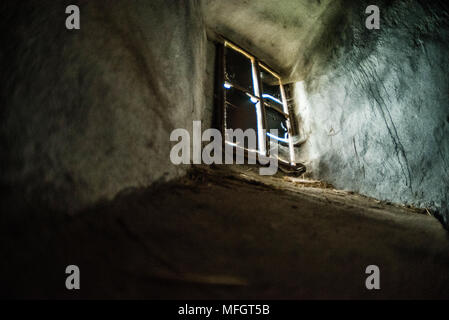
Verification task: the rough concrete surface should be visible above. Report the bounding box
[1,0,449,300]
[2,0,447,225]
[1,165,448,299]
[294,0,449,226]
[203,0,449,227]
[1,0,210,212]
[203,0,350,82]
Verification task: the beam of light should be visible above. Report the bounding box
[244,92,259,104]
[225,140,260,154]
[262,94,283,105]
[267,132,290,143]
[251,60,266,156]
[224,82,232,89]
[281,122,287,131]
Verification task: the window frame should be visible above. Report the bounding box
[218,39,296,165]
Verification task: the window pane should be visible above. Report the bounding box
[225,47,254,92]
[266,107,288,142]
[266,107,290,163]
[225,87,259,148]
[260,67,282,107]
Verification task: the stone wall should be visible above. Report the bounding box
[295,0,449,226]
[0,0,210,213]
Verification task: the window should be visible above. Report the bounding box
[219,40,296,165]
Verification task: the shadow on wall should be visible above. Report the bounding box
[0,0,210,214]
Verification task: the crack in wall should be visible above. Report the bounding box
[349,60,413,193]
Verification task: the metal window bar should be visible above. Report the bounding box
[221,39,296,165]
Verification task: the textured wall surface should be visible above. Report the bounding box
[202,0,349,82]
[1,0,209,212]
[295,1,449,226]
[2,0,448,227]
